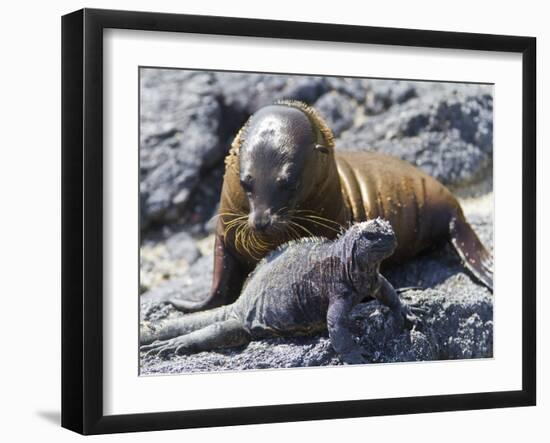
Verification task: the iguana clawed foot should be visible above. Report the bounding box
[141,336,194,359]
[339,302,424,365]
[392,304,424,331]
[340,349,369,365]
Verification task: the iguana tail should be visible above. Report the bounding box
[140,305,231,345]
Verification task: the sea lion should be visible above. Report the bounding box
[170,100,493,312]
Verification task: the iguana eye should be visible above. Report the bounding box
[363,231,379,241]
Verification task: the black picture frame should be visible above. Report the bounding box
[61,8,536,435]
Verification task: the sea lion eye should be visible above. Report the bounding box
[314,144,329,154]
[276,177,290,189]
[277,176,300,191]
[240,175,253,192]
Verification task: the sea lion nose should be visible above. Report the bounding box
[249,210,271,232]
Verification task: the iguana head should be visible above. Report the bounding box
[343,218,397,270]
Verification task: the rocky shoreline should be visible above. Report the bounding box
[139,70,494,374]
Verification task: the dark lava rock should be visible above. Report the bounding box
[140,70,493,233]
[315,92,357,137]
[364,79,419,114]
[215,72,329,117]
[337,86,493,187]
[139,70,333,231]
[325,77,369,102]
[140,278,492,374]
[165,231,201,263]
[139,209,493,374]
[140,70,224,228]
[369,131,491,187]
[138,71,494,375]
[140,255,213,321]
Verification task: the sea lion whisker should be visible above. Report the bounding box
[253,235,270,257]
[232,223,242,251]
[301,214,343,226]
[257,231,279,250]
[224,218,249,231]
[292,216,342,233]
[224,222,243,234]
[223,216,249,232]
[289,209,323,215]
[248,231,266,259]
[223,219,243,239]
[234,223,247,256]
[217,213,248,226]
[275,224,292,242]
[288,220,316,238]
[298,217,341,233]
[253,234,271,250]
[223,217,248,225]
[284,223,301,241]
[224,217,246,233]
[241,229,255,259]
[248,231,264,253]
[244,229,258,257]
[239,226,254,258]
[216,212,247,218]
[270,224,290,243]
[221,217,248,237]
[221,214,249,223]
[289,210,342,226]
[280,225,293,240]
[240,226,258,258]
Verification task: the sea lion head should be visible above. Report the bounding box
[237,102,332,235]
[343,219,397,269]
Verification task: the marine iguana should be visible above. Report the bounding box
[140,219,421,364]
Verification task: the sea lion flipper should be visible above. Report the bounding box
[449,215,493,292]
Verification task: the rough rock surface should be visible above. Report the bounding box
[139,69,493,232]
[140,203,493,374]
[337,87,493,187]
[140,230,201,293]
[141,283,493,374]
[314,92,357,137]
[138,70,494,374]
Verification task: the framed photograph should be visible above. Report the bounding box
[61,8,536,435]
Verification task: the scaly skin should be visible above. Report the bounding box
[141,219,421,364]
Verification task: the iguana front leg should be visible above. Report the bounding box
[327,291,366,364]
[374,275,421,330]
